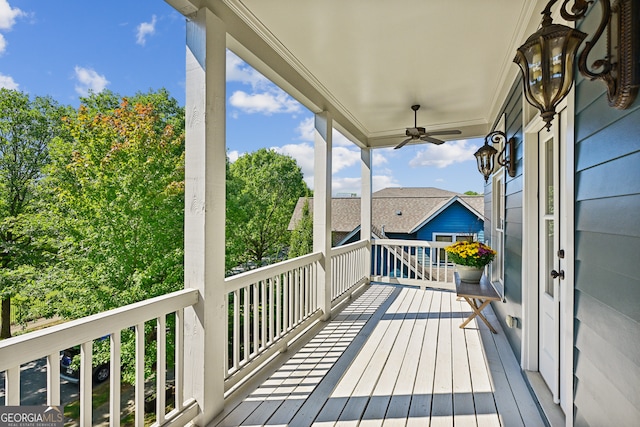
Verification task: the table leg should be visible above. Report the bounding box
[460,297,497,334]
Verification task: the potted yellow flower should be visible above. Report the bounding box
[445,240,496,283]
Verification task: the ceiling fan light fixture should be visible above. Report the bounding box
[394,105,461,150]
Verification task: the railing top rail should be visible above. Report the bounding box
[373,238,452,248]
[225,251,322,293]
[0,288,198,371]
[330,239,368,257]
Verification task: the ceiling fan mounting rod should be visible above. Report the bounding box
[411,104,420,126]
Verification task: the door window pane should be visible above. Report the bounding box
[545,138,555,215]
[545,220,555,296]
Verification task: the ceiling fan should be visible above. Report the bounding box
[394,104,462,149]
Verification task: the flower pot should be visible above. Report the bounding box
[456,265,483,284]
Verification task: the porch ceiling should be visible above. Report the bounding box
[167,0,547,148]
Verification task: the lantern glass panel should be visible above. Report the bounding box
[525,43,544,104]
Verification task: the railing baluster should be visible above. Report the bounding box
[47,351,60,406]
[268,278,274,343]
[80,341,93,427]
[5,365,20,405]
[283,273,289,333]
[175,308,185,412]
[110,331,121,427]
[157,315,167,425]
[275,275,281,339]
[248,285,252,360]
[261,280,266,352]
[233,289,240,370]
[134,322,145,427]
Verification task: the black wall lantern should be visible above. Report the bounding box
[474,131,516,182]
[514,0,639,130]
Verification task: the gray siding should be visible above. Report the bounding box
[574,97,640,425]
[573,6,640,424]
[485,79,524,358]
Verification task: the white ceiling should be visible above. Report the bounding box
[167,0,548,148]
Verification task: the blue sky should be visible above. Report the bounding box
[0,0,485,195]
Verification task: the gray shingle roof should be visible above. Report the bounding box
[288,187,484,234]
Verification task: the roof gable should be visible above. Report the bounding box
[288,188,484,235]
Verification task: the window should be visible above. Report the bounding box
[434,233,475,264]
[491,171,505,289]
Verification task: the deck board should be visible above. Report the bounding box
[211,284,545,427]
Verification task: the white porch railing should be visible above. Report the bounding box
[331,240,369,301]
[223,240,369,392]
[0,238,457,426]
[0,288,199,427]
[371,238,456,290]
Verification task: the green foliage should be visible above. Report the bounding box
[0,88,68,337]
[32,90,185,382]
[464,190,481,196]
[226,148,309,272]
[288,197,313,258]
[43,90,185,318]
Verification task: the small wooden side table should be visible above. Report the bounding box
[455,273,501,334]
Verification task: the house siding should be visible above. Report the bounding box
[485,79,525,358]
[571,4,640,424]
[414,201,483,241]
[573,71,640,427]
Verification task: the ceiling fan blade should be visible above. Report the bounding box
[425,129,462,136]
[394,137,413,150]
[421,135,446,145]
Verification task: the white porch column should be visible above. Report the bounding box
[183,7,226,424]
[361,147,372,281]
[313,112,332,321]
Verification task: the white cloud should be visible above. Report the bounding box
[373,174,400,192]
[332,146,360,173]
[136,15,157,46]
[296,117,314,141]
[74,66,109,96]
[227,150,240,163]
[409,140,479,168]
[227,50,302,116]
[229,90,300,115]
[0,0,24,30]
[0,72,18,89]
[333,129,353,147]
[273,143,314,177]
[226,50,269,88]
[0,0,24,55]
[373,148,394,167]
[333,177,361,196]
[295,117,355,148]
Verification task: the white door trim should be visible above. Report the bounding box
[521,95,575,425]
[559,91,575,425]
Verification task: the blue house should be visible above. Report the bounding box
[290,187,484,246]
[290,187,484,280]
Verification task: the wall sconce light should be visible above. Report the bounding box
[514,0,639,130]
[474,131,516,182]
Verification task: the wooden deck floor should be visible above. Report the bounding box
[212,284,545,427]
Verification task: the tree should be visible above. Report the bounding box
[43,90,185,318]
[227,149,309,272]
[464,191,481,196]
[39,90,185,382]
[288,197,313,258]
[0,89,66,338]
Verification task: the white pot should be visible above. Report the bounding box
[456,265,483,283]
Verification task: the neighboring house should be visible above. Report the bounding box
[288,187,485,247]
